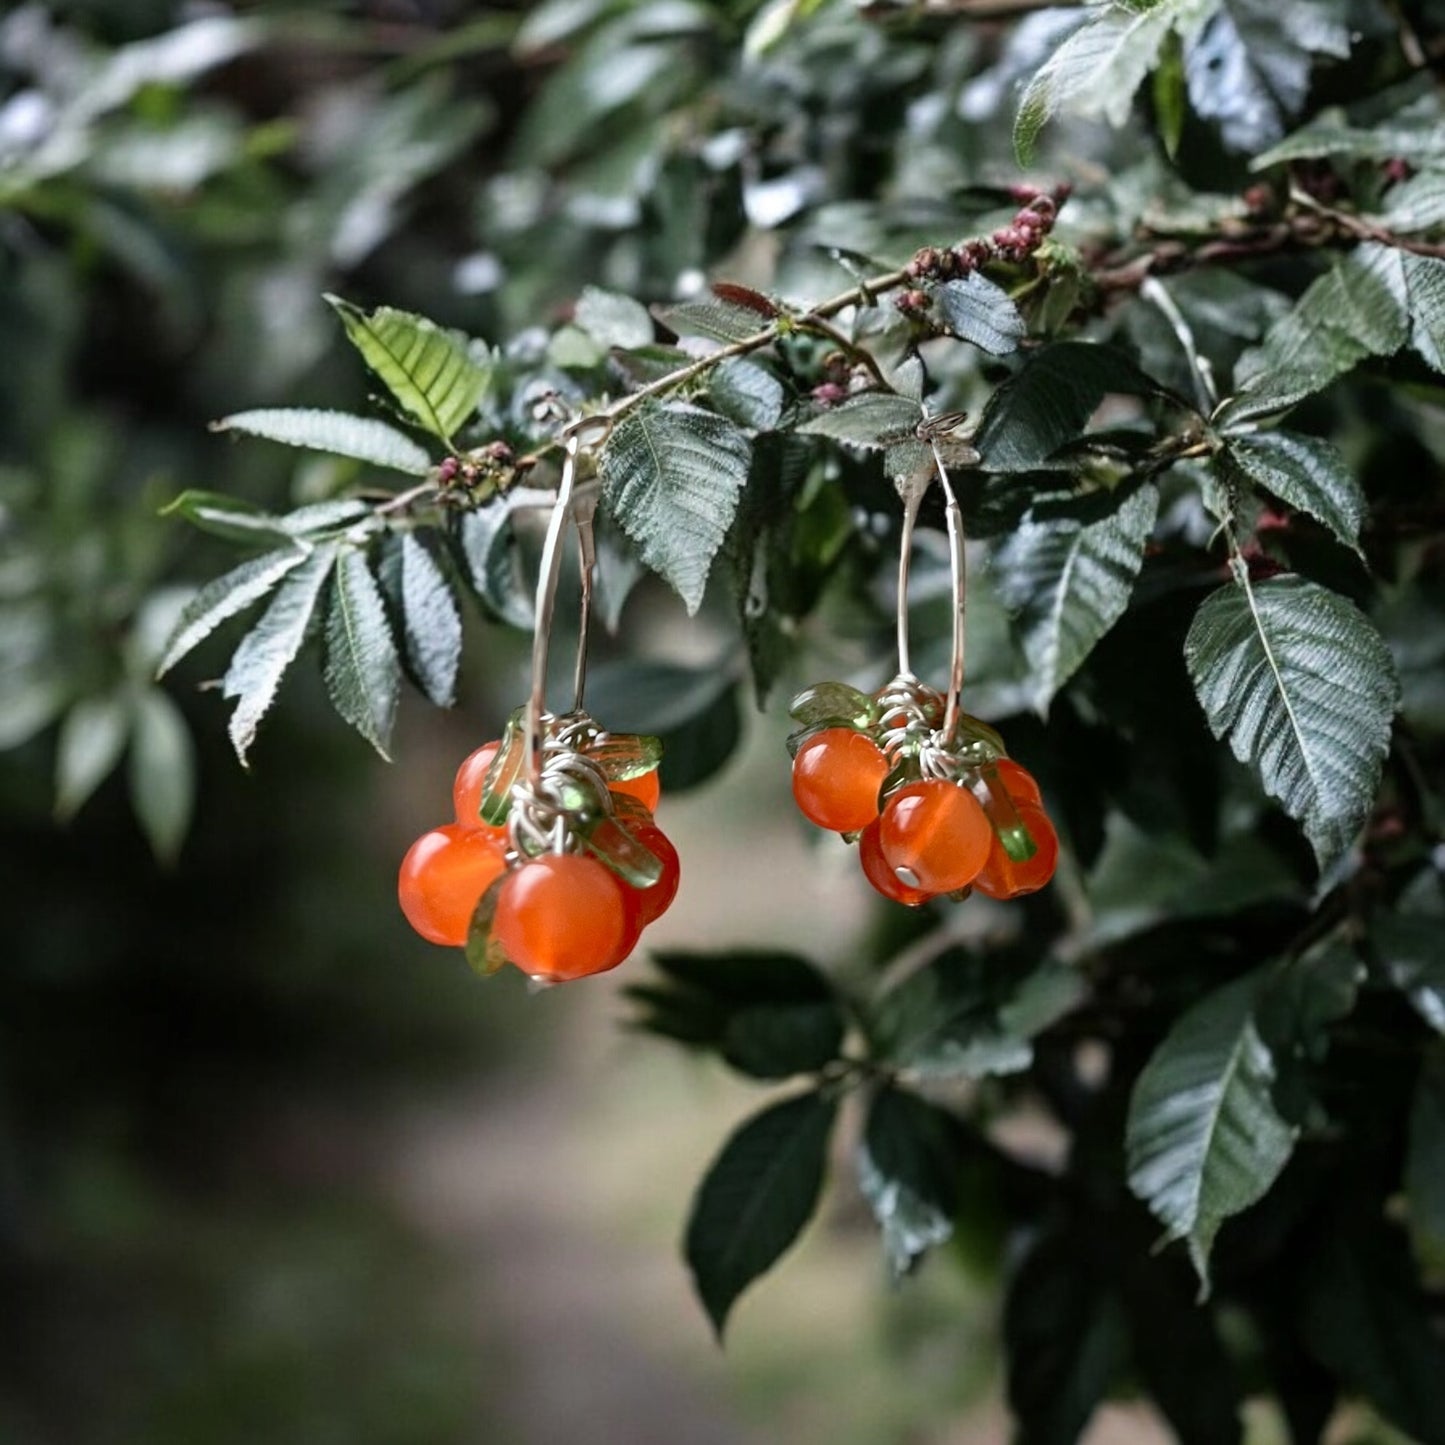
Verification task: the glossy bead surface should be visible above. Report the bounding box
[452,741,504,830]
[974,803,1059,900]
[878,780,992,894]
[611,769,662,813]
[858,819,933,906]
[629,821,680,927]
[992,757,1042,808]
[492,853,631,981]
[398,824,509,947]
[791,728,890,832]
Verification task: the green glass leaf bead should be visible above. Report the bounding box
[973,763,1038,864]
[582,813,664,889]
[480,709,528,826]
[789,681,875,731]
[953,711,1007,759]
[464,873,511,978]
[587,731,665,781]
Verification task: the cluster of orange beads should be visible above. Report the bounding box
[398,714,679,982]
[789,678,1058,907]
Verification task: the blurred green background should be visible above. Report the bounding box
[0,4,1036,1441]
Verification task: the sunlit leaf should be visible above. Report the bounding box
[213,408,433,475]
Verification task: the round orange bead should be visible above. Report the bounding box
[992,757,1042,808]
[492,853,631,981]
[878,780,992,894]
[452,741,504,830]
[974,803,1059,900]
[630,822,681,927]
[791,728,891,832]
[398,824,509,947]
[858,819,933,906]
[611,768,662,813]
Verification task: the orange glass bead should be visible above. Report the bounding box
[974,803,1059,900]
[992,757,1042,808]
[492,853,631,981]
[612,769,662,813]
[858,819,933,906]
[398,824,509,947]
[452,741,504,830]
[629,821,681,927]
[878,780,993,894]
[791,727,891,832]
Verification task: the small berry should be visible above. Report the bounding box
[878,780,992,894]
[859,819,933,906]
[492,853,631,981]
[792,727,891,832]
[895,288,931,317]
[399,825,509,947]
[453,741,505,830]
[811,381,849,408]
[974,803,1059,900]
[612,769,662,813]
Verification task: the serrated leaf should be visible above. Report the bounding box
[161,490,371,547]
[1225,245,1442,420]
[324,549,402,758]
[933,273,1026,356]
[128,687,195,866]
[327,295,488,445]
[599,402,752,614]
[399,533,461,707]
[994,486,1158,714]
[55,693,130,821]
[685,1090,837,1338]
[797,392,922,449]
[1014,2,1219,165]
[1251,93,1445,170]
[574,285,654,349]
[656,294,771,344]
[721,1001,845,1080]
[1185,571,1400,866]
[857,1087,960,1281]
[708,358,785,431]
[1126,972,1297,1289]
[975,342,1164,472]
[1220,431,1365,556]
[457,490,547,631]
[213,409,433,475]
[1378,170,1445,235]
[158,546,312,677]
[223,546,337,765]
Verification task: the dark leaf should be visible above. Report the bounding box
[1219,431,1366,557]
[721,1001,846,1080]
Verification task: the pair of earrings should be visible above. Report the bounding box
[398,414,1057,986]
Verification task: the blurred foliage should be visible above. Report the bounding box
[7,0,1445,1442]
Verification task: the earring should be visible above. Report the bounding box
[398,418,680,979]
[787,414,1059,906]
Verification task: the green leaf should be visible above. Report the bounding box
[598,402,753,614]
[161,491,371,547]
[399,533,461,707]
[127,687,195,866]
[55,693,130,821]
[1185,571,1400,866]
[212,409,433,475]
[1225,246,1445,420]
[1378,169,1445,235]
[1299,1207,1445,1443]
[1406,1049,1445,1269]
[870,951,1082,1081]
[222,545,337,766]
[708,358,785,432]
[574,285,654,349]
[684,1090,838,1338]
[327,296,488,446]
[158,546,312,677]
[656,294,772,344]
[857,1087,961,1280]
[1004,1220,1129,1445]
[457,491,546,631]
[650,950,834,1007]
[1014,1,1219,165]
[932,273,1026,356]
[975,343,1165,472]
[323,549,402,758]
[1373,907,1445,1035]
[994,485,1157,714]
[1126,972,1297,1289]
[1251,93,1445,170]
[797,392,922,450]
[721,1002,845,1080]
[1219,431,1365,556]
